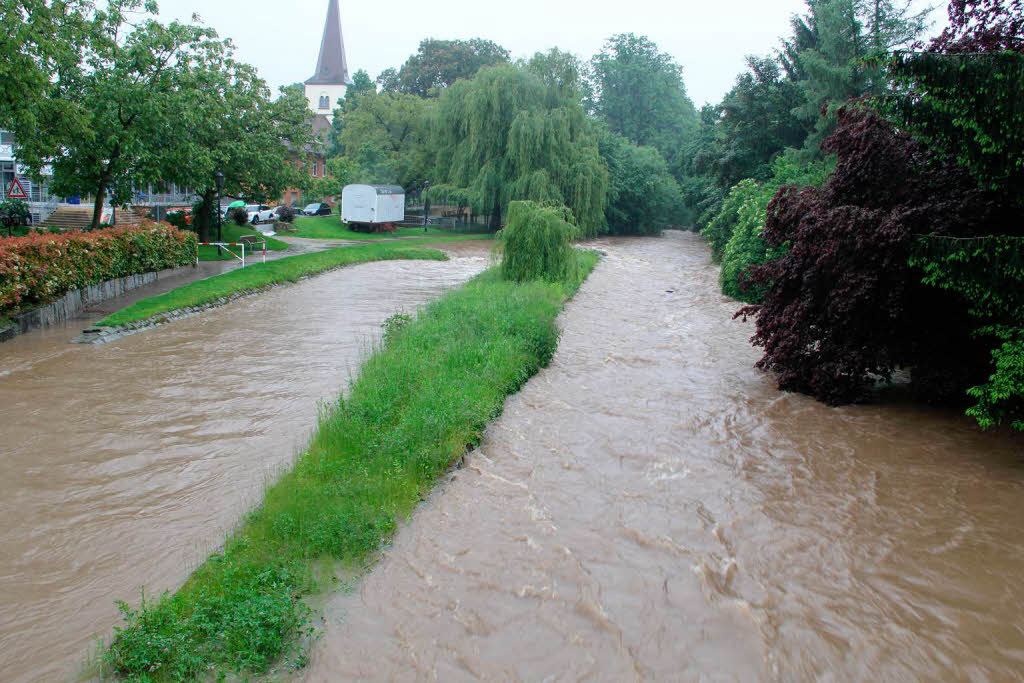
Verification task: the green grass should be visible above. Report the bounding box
[97,244,448,328]
[197,223,290,261]
[101,250,600,680]
[290,215,488,240]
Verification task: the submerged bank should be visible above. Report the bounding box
[102,252,599,678]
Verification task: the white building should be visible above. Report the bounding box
[304,0,352,122]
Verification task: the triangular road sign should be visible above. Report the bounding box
[6,177,28,200]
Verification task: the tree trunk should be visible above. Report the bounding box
[196,190,215,242]
[90,184,107,231]
[489,204,502,232]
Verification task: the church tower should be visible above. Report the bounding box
[305,0,351,122]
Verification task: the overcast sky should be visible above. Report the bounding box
[153,0,931,107]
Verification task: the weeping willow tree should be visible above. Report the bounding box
[431,65,608,237]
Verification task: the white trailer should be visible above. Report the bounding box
[341,184,405,233]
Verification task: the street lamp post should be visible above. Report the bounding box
[214,171,225,243]
[422,180,430,232]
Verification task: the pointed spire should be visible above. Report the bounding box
[306,0,351,85]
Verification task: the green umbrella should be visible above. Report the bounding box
[227,200,246,208]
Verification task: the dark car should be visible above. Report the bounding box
[303,202,332,216]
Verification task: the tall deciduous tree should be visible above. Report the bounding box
[380,38,510,97]
[332,91,434,188]
[0,0,92,155]
[599,128,684,235]
[588,33,699,158]
[164,63,313,241]
[14,0,223,229]
[431,65,608,235]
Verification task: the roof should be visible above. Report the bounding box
[305,0,352,86]
[347,184,406,195]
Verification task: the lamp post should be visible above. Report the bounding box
[422,180,430,232]
[214,171,225,243]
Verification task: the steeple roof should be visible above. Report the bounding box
[305,0,351,86]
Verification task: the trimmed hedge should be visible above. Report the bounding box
[0,222,197,316]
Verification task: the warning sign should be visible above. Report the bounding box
[6,177,28,200]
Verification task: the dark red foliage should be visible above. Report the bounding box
[931,0,1024,52]
[738,107,1013,405]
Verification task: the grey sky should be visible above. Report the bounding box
[154,0,935,107]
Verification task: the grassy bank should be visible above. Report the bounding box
[101,250,599,679]
[197,223,290,261]
[291,215,488,240]
[97,244,447,328]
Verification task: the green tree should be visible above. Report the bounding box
[431,64,608,235]
[313,156,359,199]
[795,0,930,152]
[333,91,434,188]
[0,0,91,157]
[599,128,684,235]
[382,38,510,97]
[588,33,699,157]
[14,1,223,229]
[163,61,313,240]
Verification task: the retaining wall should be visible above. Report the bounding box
[0,264,195,343]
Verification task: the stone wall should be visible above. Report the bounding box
[0,264,195,342]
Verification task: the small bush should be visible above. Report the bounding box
[275,205,296,223]
[0,222,197,316]
[500,201,579,283]
[165,211,189,231]
[228,207,249,226]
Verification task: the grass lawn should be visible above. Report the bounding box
[100,250,600,679]
[97,244,448,328]
[290,215,490,240]
[197,222,290,261]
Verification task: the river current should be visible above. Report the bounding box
[304,233,1024,681]
[0,245,490,681]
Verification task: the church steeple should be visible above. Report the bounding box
[306,0,351,86]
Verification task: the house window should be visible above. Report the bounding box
[319,95,329,110]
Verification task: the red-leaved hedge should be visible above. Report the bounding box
[0,222,197,316]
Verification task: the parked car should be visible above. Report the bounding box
[246,205,276,225]
[303,202,332,217]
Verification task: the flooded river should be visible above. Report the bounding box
[305,232,1024,681]
[0,244,490,681]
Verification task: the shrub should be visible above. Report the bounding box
[719,156,834,303]
[719,183,781,302]
[275,205,296,223]
[740,107,1012,405]
[165,210,190,231]
[500,201,578,283]
[0,199,31,236]
[228,207,249,226]
[0,222,197,316]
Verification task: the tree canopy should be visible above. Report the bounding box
[379,38,510,97]
[430,65,608,235]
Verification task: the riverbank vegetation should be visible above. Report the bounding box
[0,222,196,319]
[102,236,598,678]
[689,0,1024,432]
[96,244,447,328]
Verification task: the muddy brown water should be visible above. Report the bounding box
[304,232,1024,682]
[0,244,491,681]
